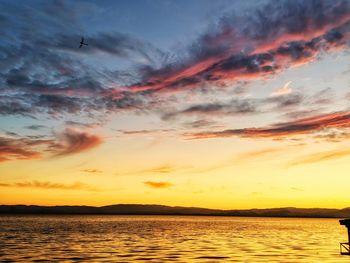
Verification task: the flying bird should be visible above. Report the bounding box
[79,37,88,48]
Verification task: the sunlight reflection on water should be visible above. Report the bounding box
[0,215,349,262]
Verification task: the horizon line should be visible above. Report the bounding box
[1,203,349,210]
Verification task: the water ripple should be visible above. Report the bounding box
[0,216,348,262]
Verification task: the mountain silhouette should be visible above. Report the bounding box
[1,204,350,218]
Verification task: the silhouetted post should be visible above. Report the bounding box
[339,219,350,255]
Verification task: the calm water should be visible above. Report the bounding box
[0,215,348,262]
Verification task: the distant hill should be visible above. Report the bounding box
[0,204,350,218]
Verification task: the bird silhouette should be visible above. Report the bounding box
[79,37,88,48]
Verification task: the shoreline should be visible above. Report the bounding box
[1,204,349,218]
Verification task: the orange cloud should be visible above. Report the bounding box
[53,128,103,156]
[0,137,52,163]
[144,181,173,188]
[0,128,103,163]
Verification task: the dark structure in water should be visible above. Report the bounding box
[340,219,350,255]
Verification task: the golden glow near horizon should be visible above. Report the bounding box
[1,1,350,210]
[2,122,350,209]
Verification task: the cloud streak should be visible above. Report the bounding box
[162,99,257,120]
[118,129,175,136]
[186,111,350,139]
[0,180,97,191]
[82,169,102,174]
[289,148,350,166]
[144,181,173,189]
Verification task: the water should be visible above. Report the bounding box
[0,215,348,262]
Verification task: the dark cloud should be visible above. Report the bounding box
[313,129,350,142]
[161,86,334,121]
[122,0,350,94]
[183,119,218,129]
[265,93,304,109]
[35,95,83,115]
[65,121,98,128]
[186,111,350,139]
[0,1,164,119]
[0,0,348,121]
[4,131,18,137]
[0,96,36,117]
[101,92,146,112]
[162,99,257,120]
[25,125,46,131]
[117,128,175,136]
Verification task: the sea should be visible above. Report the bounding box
[0,215,349,262]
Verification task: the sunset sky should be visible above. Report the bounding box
[0,0,350,209]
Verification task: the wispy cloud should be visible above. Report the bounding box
[141,165,178,174]
[65,121,99,129]
[0,180,98,191]
[144,181,173,188]
[289,148,350,166]
[161,86,332,121]
[117,164,188,176]
[235,148,285,161]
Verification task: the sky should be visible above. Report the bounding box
[0,0,349,209]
